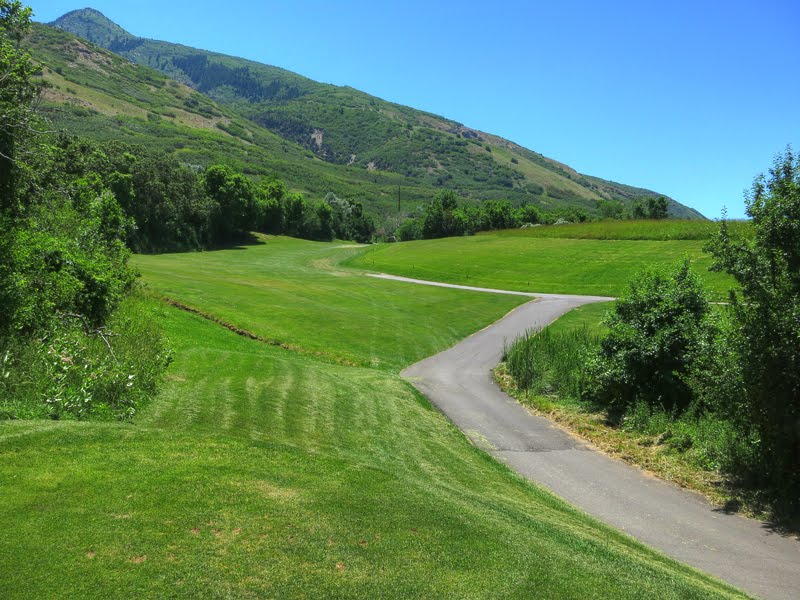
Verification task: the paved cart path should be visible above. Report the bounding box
[373,274,800,600]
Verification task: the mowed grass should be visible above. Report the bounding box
[0,301,746,599]
[347,231,737,299]
[133,236,526,370]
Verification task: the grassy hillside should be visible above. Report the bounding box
[28,23,427,217]
[43,8,703,219]
[1,241,746,598]
[346,222,738,299]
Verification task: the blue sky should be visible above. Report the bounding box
[32,0,800,218]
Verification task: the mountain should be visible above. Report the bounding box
[40,8,703,219]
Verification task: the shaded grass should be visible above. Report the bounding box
[133,236,526,370]
[0,302,747,599]
[347,234,737,299]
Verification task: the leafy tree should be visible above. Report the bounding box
[282,193,306,237]
[706,147,800,507]
[587,260,710,414]
[203,164,257,241]
[422,190,463,238]
[597,199,625,220]
[648,196,669,219]
[0,0,36,215]
[516,203,542,225]
[395,218,421,241]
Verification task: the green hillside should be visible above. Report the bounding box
[27,23,421,218]
[42,8,703,219]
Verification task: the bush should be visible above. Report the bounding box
[395,218,422,241]
[0,294,171,421]
[586,260,710,414]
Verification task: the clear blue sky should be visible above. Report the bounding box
[32,0,800,218]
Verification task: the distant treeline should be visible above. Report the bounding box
[393,191,669,241]
[48,137,376,252]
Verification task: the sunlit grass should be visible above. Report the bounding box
[347,231,737,299]
[133,236,526,370]
[0,301,746,599]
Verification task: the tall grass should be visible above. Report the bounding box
[504,325,600,400]
[494,219,753,241]
[0,293,171,421]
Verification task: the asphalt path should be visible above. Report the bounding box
[374,274,800,600]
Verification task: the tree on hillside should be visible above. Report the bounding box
[706,147,800,509]
[596,199,625,220]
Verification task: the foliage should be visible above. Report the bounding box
[505,325,600,400]
[706,147,800,509]
[586,260,710,413]
[0,3,167,422]
[0,0,36,213]
[0,294,171,420]
[400,192,546,240]
[631,196,669,220]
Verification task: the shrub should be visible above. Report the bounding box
[0,294,171,421]
[586,260,710,414]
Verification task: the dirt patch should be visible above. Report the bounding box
[68,39,113,73]
[311,129,324,149]
[130,555,147,564]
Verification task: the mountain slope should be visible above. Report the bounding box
[45,8,703,219]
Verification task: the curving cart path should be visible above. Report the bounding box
[372,274,800,600]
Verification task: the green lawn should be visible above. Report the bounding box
[133,236,526,370]
[1,237,749,598]
[346,234,737,299]
[0,300,746,598]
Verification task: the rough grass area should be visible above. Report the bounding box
[347,232,737,299]
[495,219,752,241]
[0,303,746,599]
[133,236,526,371]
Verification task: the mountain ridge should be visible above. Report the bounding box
[43,8,703,219]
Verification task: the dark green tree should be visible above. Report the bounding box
[588,260,710,414]
[203,165,257,241]
[647,196,669,219]
[422,190,463,238]
[706,147,800,508]
[0,0,36,215]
